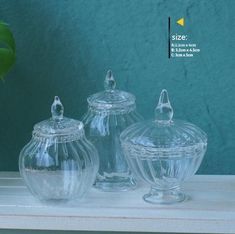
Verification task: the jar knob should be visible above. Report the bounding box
[155,89,173,123]
[51,96,64,121]
[104,70,116,91]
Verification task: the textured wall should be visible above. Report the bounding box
[0,0,234,173]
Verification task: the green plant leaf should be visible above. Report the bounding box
[0,21,15,80]
[0,48,15,80]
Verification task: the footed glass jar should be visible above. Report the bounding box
[82,70,143,192]
[120,90,207,204]
[19,97,99,201]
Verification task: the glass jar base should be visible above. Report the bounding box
[143,187,185,204]
[94,178,136,192]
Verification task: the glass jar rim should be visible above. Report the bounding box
[32,97,85,142]
[87,70,136,114]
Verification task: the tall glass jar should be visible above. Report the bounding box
[82,70,143,192]
[19,97,99,201]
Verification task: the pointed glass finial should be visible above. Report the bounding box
[51,96,64,121]
[104,70,116,92]
[155,89,173,123]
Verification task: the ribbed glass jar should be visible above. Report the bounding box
[82,71,143,192]
[120,90,207,204]
[19,97,99,201]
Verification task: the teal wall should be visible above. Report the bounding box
[0,0,234,174]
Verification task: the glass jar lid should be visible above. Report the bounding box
[120,89,207,154]
[87,70,136,113]
[33,96,84,142]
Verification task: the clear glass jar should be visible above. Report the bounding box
[120,90,207,204]
[82,70,143,192]
[19,97,99,201]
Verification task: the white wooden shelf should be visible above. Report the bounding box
[0,172,234,233]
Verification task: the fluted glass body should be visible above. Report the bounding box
[121,125,207,203]
[19,136,99,201]
[82,108,142,191]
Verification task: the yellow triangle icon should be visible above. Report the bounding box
[177,18,184,26]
